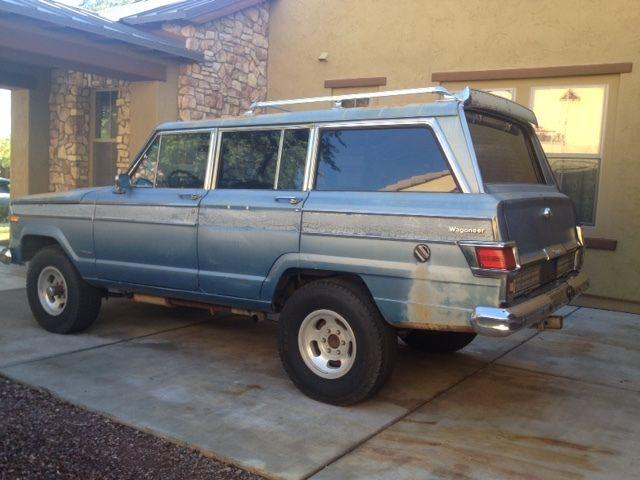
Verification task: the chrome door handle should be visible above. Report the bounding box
[179,193,201,201]
[275,196,302,205]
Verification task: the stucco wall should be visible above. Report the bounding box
[163,1,269,121]
[49,70,131,191]
[267,0,640,303]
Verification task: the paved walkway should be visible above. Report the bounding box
[1,264,638,479]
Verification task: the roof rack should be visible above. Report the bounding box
[245,86,458,115]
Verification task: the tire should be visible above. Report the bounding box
[401,330,476,353]
[26,245,102,334]
[278,279,397,405]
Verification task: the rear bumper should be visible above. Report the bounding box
[471,271,589,337]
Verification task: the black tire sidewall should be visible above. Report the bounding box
[279,281,393,404]
[26,246,89,333]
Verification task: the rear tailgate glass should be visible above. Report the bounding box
[466,111,544,184]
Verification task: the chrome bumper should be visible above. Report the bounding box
[0,247,11,265]
[471,272,589,337]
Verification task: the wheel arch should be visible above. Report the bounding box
[271,267,375,313]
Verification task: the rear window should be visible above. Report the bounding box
[315,126,458,192]
[466,112,544,184]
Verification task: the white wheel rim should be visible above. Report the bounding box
[298,309,357,379]
[37,266,68,316]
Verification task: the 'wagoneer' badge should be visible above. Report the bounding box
[448,226,486,235]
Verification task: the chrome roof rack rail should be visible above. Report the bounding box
[245,86,458,115]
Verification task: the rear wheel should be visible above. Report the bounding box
[27,245,102,334]
[278,279,397,405]
[401,330,476,353]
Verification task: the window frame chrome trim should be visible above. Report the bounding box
[308,117,472,193]
[127,128,216,190]
[211,124,314,191]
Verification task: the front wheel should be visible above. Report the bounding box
[278,279,397,405]
[400,330,476,353]
[26,245,102,334]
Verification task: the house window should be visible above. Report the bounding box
[532,85,606,225]
[484,88,515,101]
[92,91,118,186]
[340,98,370,108]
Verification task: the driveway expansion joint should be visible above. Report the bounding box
[0,319,210,370]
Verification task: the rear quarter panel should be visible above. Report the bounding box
[295,191,502,330]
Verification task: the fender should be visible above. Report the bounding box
[11,204,96,278]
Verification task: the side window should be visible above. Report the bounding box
[315,126,458,192]
[217,129,309,190]
[130,136,160,187]
[276,129,309,190]
[155,132,211,189]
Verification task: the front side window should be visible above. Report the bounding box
[532,85,606,225]
[217,129,309,190]
[315,126,458,192]
[155,132,210,189]
[466,112,543,184]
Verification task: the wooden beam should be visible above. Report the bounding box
[0,19,168,81]
[584,237,618,251]
[432,63,633,82]
[324,77,388,89]
[0,70,38,89]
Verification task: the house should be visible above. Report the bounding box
[2,0,638,309]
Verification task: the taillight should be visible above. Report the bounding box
[476,246,518,271]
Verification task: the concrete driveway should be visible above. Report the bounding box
[1,264,638,479]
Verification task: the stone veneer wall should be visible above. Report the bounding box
[49,70,131,191]
[163,1,269,120]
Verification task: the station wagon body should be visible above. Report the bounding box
[2,87,589,404]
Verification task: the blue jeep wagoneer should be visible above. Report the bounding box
[1,87,588,405]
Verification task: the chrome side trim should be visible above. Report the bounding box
[11,203,94,219]
[304,212,494,242]
[471,272,589,337]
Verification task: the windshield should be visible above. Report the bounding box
[466,111,544,184]
[0,181,9,194]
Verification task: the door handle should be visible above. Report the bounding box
[275,196,303,205]
[179,193,202,201]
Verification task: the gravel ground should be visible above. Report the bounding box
[0,376,264,480]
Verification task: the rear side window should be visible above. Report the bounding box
[315,126,458,192]
[217,129,309,190]
[466,112,543,184]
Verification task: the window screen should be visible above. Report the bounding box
[155,132,210,189]
[315,126,457,192]
[466,112,543,184]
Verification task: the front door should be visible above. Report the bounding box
[94,130,212,291]
[198,127,310,299]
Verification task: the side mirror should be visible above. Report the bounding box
[114,173,131,194]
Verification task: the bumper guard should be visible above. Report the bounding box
[471,272,589,337]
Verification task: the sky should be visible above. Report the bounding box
[0,89,10,138]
